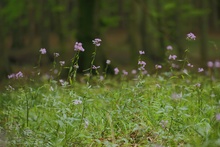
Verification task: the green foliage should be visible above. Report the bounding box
[1,74,220,146]
[0,0,25,24]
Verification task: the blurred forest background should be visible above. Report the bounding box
[0,0,220,80]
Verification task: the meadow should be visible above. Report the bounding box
[1,34,220,147]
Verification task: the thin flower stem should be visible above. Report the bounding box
[68,51,80,84]
[88,47,97,84]
[182,49,189,70]
[104,64,109,78]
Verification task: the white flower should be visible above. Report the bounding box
[73,99,82,105]
[106,60,111,64]
[198,68,204,72]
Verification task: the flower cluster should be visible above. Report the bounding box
[74,42,85,52]
[186,32,196,40]
[92,38,102,47]
[106,60,111,65]
[187,63,193,68]
[59,61,65,66]
[92,65,100,70]
[114,68,119,75]
[8,71,24,79]
[169,55,177,60]
[59,79,69,86]
[166,45,173,50]
[171,92,182,100]
[207,60,220,68]
[138,61,146,71]
[139,50,145,55]
[73,99,82,105]
[122,70,128,76]
[155,64,162,69]
[131,69,137,74]
[39,48,47,54]
[160,120,168,128]
[216,114,220,121]
[198,68,204,72]
[194,83,201,88]
[54,53,60,57]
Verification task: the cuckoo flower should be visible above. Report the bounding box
[216,114,220,121]
[106,60,111,65]
[169,55,177,60]
[74,42,85,52]
[114,68,119,75]
[54,53,60,57]
[8,71,24,79]
[186,32,196,40]
[39,48,46,54]
[198,68,204,72]
[138,61,146,67]
[122,70,128,76]
[139,50,145,55]
[207,61,213,68]
[215,60,220,68]
[155,64,162,69]
[59,61,65,66]
[92,38,102,46]
[166,45,173,50]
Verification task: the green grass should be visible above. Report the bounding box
[1,35,220,146]
[1,73,220,146]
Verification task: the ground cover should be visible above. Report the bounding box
[1,34,220,146]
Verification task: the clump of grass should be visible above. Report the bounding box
[1,33,220,146]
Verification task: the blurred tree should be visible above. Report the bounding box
[38,0,53,62]
[127,0,141,66]
[0,0,217,79]
[199,0,208,65]
[76,0,102,72]
[0,0,13,78]
[174,0,185,59]
[210,0,219,31]
[155,0,166,61]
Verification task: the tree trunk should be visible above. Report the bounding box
[127,0,141,66]
[155,0,165,62]
[199,0,208,65]
[210,0,218,32]
[39,0,53,62]
[174,0,185,59]
[77,0,99,72]
[0,2,11,79]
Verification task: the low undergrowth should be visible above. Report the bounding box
[1,74,220,146]
[1,34,220,146]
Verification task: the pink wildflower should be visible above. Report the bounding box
[74,42,85,52]
[186,32,196,40]
[198,68,204,72]
[207,61,213,68]
[169,55,177,60]
[215,60,220,68]
[155,64,162,69]
[92,38,102,46]
[92,65,100,69]
[122,70,128,75]
[138,61,146,67]
[59,61,65,66]
[39,48,46,54]
[216,114,220,121]
[114,68,119,75]
[139,50,145,55]
[187,63,193,68]
[166,45,173,50]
